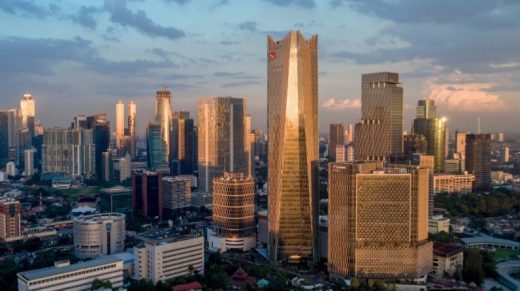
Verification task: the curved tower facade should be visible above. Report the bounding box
[267,31,319,263]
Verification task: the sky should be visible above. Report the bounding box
[1,0,520,135]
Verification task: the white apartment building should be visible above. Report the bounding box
[17,256,123,291]
[134,231,204,284]
[433,173,474,195]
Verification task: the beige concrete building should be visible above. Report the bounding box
[432,243,464,277]
[162,176,192,214]
[208,173,256,252]
[134,231,204,284]
[429,215,450,234]
[328,161,432,281]
[433,173,474,195]
[17,256,123,291]
[267,31,319,263]
[73,213,126,259]
[354,72,404,160]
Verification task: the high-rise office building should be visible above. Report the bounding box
[455,130,467,159]
[198,97,248,193]
[414,117,446,172]
[20,94,35,129]
[465,134,491,191]
[73,213,126,259]
[0,111,9,165]
[87,113,111,179]
[244,114,255,177]
[354,72,403,160]
[155,89,172,159]
[162,176,192,217]
[345,123,354,144]
[132,171,163,219]
[42,128,96,178]
[208,173,256,252]
[403,134,427,158]
[147,124,169,172]
[416,97,437,119]
[504,145,510,163]
[0,198,21,242]
[115,100,125,149]
[170,111,197,175]
[329,124,345,162]
[24,148,35,176]
[267,31,319,263]
[101,150,113,182]
[128,101,137,157]
[328,162,432,280]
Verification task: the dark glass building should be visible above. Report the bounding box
[147,124,169,172]
[132,171,163,219]
[465,134,491,191]
[100,186,133,218]
[87,113,110,179]
[170,111,197,175]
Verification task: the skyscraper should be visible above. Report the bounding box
[170,111,197,175]
[198,97,248,193]
[20,94,35,128]
[354,72,403,160]
[0,111,8,165]
[267,31,319,263]
[328,161,432,280]
[87,113,110,179]
[155,89,172,159]
[413,98,446,172]
[146,124,169,172]
[115,100,125,149]
[416,97,437,119]
[465,134,491,191]
[42,128,96,178]
[128,101,137,157]
[455,130,467,159]
[244,114,255,177]
[329,123,345,162]
[0,198,21,241]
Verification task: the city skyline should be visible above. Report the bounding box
[1,1,519,133]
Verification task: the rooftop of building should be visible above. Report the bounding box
[17,256,122,281]
[214,172,254,183]
[460,236,520,247]
[73,213,125,223]
[100,186,132,193]
[111,252,134,264]
[136,227,203,246]
[162,176,192,182]
[433,242,464,257]
[171,281,203,291]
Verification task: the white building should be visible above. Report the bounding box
[118,154,132,182]
[433,173,474,195]
[6,161,17,177]
[17,256,124,291]
[24,148,36,176]
[429,215,450,234]
[73,213,125,259]
[0,171,7,182]
[134,230,204,284]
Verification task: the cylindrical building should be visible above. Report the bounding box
[73,213,125,259]
[208,172,256,252]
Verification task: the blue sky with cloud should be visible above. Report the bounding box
[1,0,519,134]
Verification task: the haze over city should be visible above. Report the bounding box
[1,0,519,133]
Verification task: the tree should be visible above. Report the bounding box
[429,231,454,243]
[128,279,156,291]
[350,278,360,290]
[462,249,484,285]
[206,264,228,289]
[91,279,112,290]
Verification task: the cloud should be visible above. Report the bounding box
[213,71,259,79]
[163,0,191,4]
[104,0,186,40]
[239,21,257,32]
[221,80,261,88]
[428,83,507,112]
[262,0,316,9]
[322,98,361,110]
[71,6,99,29]
[0,1,55,18]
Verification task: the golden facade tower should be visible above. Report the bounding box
[155,89,172,159]
[328,161,432,280]
[115,100,125,149]
[267,31,319,263]
[20,94,35,128]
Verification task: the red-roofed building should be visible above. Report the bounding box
[228,267,256,289]
[171,281,203,291]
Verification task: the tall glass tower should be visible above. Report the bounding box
[155,89,172,160]
[267,31,319,263]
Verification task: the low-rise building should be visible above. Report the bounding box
[17,256,124,291]
[133,229,204,284]
[429,215,450,234]
[433,173,474,195]
[0,197,21,241]
[432,242,464,277]
[99,186,133,218]
[73,213,126,259]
